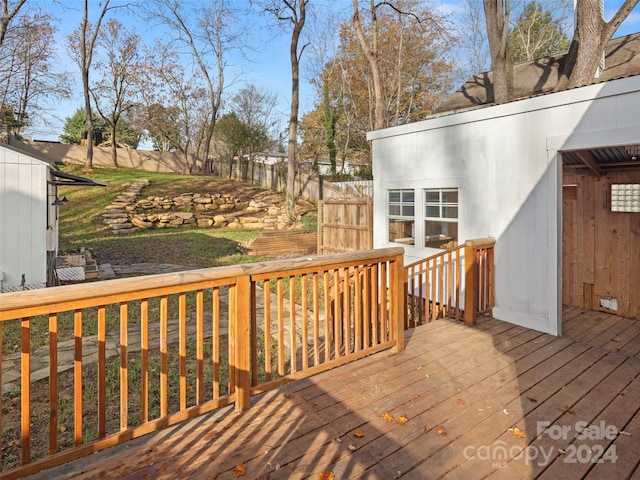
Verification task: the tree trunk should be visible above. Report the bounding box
[557,0,639,91]
[483,0,514,104]
[82,0,93,170]
[110,122,118,167]
[352,0,385,130]
[286,1,306,224]
[0,0,27,47]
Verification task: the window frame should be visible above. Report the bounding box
[387,188,415,245]
[423,187,459,249]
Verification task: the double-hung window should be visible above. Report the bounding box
[424,188,458,248]
[388,189,415,244]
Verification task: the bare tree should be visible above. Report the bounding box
[141,42,208,172]
[262,0,309,223]
[0,0,27,47]
[92,19,142,167]
[67,0,111,170]
[351,0,385,130]
[229,84,279,157]
[458,0,491,77]
[0,9,70,136]
[483,0,514,104]
[147,0,241,172]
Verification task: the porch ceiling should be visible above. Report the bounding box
[562,144,640,177]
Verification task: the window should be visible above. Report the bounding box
[611,184,640,212]
[424,188,458,248]
[388,189,415,244]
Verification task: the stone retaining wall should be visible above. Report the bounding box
[102,179,296,233]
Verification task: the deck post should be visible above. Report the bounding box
[391,252,405,352]
[234,275,252,412]
[464,242,478,326]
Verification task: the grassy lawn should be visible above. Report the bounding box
[57,165,273,267]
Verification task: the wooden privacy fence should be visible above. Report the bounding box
[0,248,404,479]
[318,197,373,254]
[404,238,495,328]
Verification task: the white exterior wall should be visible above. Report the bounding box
[369,76,640,335]
[0,145,55,292]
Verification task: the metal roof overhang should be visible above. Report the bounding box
[562,144,640,177]
[49,170,107,187]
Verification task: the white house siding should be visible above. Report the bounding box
[369,75,640,336]
[0,146,52,292]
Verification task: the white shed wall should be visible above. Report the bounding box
[0,145,53,291]
[369,76,640,335]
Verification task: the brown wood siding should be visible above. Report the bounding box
[563,172,640,319]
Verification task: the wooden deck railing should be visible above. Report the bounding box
[404,238,495,328]
[0,248,405,479]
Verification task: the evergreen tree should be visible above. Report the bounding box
[60,108,105,144]
[60,107,137,147]
[508,1,571,63]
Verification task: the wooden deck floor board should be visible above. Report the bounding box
[21,309,640,480]
[358,338,583,478]
[480,350,632,480]
[562,310,603,338]
[585,399,640,480]
[537,356,640,479]
[400,343,616,479]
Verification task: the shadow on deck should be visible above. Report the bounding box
[24,311,640,480]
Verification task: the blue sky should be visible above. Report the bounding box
[21,0,640,144]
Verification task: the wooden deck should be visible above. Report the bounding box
[24,313,640,480]
[562,306,640,359]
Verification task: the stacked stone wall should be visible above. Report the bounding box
[102,179,300,233]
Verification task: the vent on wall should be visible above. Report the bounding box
[599,297,618,312]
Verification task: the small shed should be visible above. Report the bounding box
[0,143,104,292]
[369,33,640,335]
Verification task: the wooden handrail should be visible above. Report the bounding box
[0,247,404,479]
[403,238,495,328]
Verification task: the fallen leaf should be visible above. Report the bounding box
[422,425,429,435]
[383,412,394,422]
[232,462,246,478]
[59,425,67,433]
[318,471,335,480]
[284,392,294,399]
[348,444,357,451]
[559,405,576,415]
[526,396,537,403]
[457,399,465,405]
[329,456,341,465]
[512,427,526,439]
[514,385,519,391]
[313,401,319,406]
[353,430,365,438]
[396,415,409,425]
[436,425,447,435]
